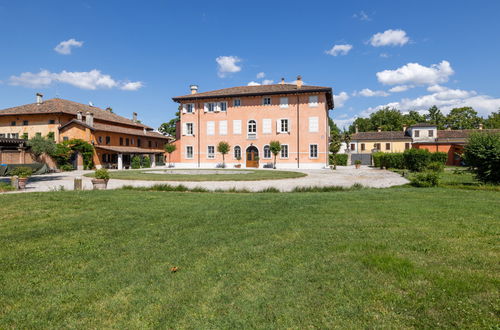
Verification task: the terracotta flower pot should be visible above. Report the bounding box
[18,177,28,190]
[234,164,241,168]
[91,179,108,190]
[355,164,361,169]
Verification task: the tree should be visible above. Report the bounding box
[349,117,372,133]
[369,107,405,131]
[484,110,500,129]
[462,131,500,183]
[403,110,426,126]
[328,117,340,136]
[425,105,446,129]
[445,107,482,129]
[269,141,281,169]
[329,132,342,169]
[164,143,177,166]
[27,134,56,163]
[158,111,180,137]
[217,141,230,168]
[342,131,351,151]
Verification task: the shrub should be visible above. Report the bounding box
[0,182,15,192]
[430,152,448,164]
[329,154,348,166]
[141,156,151,168]
[94,168,110,180]
[382,153,405,169]
[10,167,33,178]
[404,148,431,172]
[372,152,384,168]
[59,164,74,172]
[462,131,500,184]
[426,161,445,173]
[354,160,362,165]
[410,171,440,187]
[131,156,141,169]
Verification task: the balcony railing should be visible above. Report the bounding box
[247,133,257,140]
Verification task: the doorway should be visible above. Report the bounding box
[246,146,259,168]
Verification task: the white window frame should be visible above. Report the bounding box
[207,145,215,159]
[219,101,227,112]
[184,122,194,136]
[309,95,319,107]
[262,118,272,134]
[204,102,216,113]
[308,116,319,133]
[186,145,194,159]
[219,120,227,135]
[233,99,241,107]
[233,120,242,135]
[248,119,257,139]
[280,144,289,159]
[234,145,242,159]
[183,103,195,114]
[277,118,289,134]
[280,97,289,108]
[309,144,318,159]
[262,97,272,105]
[263,145,271,159]
[207,121,215,136]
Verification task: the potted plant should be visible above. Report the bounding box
[10,167,33,190]
[92,168,110,190]
[235,156,242,168]
[355,160,362,169]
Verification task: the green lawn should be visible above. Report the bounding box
[85,168,307,181]
[1,188,499,328]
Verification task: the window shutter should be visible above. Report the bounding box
[182,105,187,114]
[287,119,291,133]
[220,120,227,135]
[233,120,241,134]
[192,103,196,114]
[309,117,319,132]
[182,123,186,136]
[214,103,220,112]
[276,120,280,133]
[207,121,215,135]
[204,103,208,113]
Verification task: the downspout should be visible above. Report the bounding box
[296,94,300,168]
[197,102,200,168]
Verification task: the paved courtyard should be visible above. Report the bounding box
[1,166,408,193]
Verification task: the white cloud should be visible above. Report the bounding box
[389,85,411,93]
[247,81,260,86]
[377,60,454,86]
[9,69,142,91]
[256,72,265,79]
[354,88,389,97]
[325,44,353,56]
[370,29,409,47]
[216,56,242,78]
[353,11,371,21]
[427,84,447,93]
[262,79,274,85]
[54,38,83,55]
[334,92,349,108]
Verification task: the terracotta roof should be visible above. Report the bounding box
[59,119,95,131]
[172,84,334,109]
[411,123,436,127]
[0,98,150,129]
[93,123,170,140]
[351,131,411,141]
[437,129,500,140]
[95,145,164,154]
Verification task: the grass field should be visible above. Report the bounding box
[1,187,499,328]
[84,168,307,181]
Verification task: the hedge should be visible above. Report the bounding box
[329,154,348,166]
[430,152,447,164]
[373,150,447,171]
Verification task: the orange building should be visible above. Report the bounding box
[0,95,170,169]
[171,77,334,169]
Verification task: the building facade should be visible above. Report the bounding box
[0,95,170,169]
[171,77,334,169]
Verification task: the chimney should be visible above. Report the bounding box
[77,111,83,121]
[377,127,382,132]
[355,125,359,134]
[190,85,198,94]
[85,112,93,127]
[296,75,303,88]
[280,78,285,85]
[403,125,407,132]
[132,112,138,122]
[36,93,43,105]
[479,123,483,130]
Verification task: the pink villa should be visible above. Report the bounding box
[170,77,334,169]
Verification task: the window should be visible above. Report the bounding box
[183,103,194,114]
[207,145,215,159]
[126,138,130,146]
[234,146,241,159]
[385,143,390,150]
[280,97,288,108]
[278,119,289,133]
[186,146,193,159]
[309,144,318,158]
[63,136,69,142]
[120,137,124,146]
[148,141,152,148]
[11,133,19,139]
[375,143,381,150]
[428,130,434,137]
[248,120,257,133]
[262,119,272,134]
[219,101,227,112]
[219,120,227,135]
[11,121,16,126]
[207,121,215,136]
[309,95,319,107]
[233,120,242,134]
[405,143,410,150]
[137,138,141,147]
[350,143,355,151]
[98,136,103,144]
[0,134,4,137]
[263,97,272,105]
[131,138,134,145]
[309,116,319,132]
[361,143,365,151]
[49,119,55,124]
[263,145,271,159]
[280,144,289,158]
[23,120,29,126]
[233,99,241,107]
[185,123,194,135]
[414,130,420,137]
[106,136,111,145]
[205,102,216,112]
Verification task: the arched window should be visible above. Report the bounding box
[263,145,271,159]
[234,146,241,159]
[248,120,257,133]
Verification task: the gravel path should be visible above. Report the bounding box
[1,166,408,193]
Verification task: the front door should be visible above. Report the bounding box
[246,146,259,168]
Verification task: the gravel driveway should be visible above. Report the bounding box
[1,166,408,193]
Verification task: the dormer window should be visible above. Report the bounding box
[309,95,319,107]
[263,97,272,105]
[233,99,241,107]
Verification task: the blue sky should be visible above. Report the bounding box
[1,0,499,129]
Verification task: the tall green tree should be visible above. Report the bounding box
[329,132,342,169]
[349,117,373,133]
[328,117,340,136]
[369,107,405,131]
[217,141,230,168]
[164,143,177,166]
[425,105,446,129]
[269,141,281,169]
[158,111,180,137]
[403,110,426,126]
[445,107,482,129]
[484,110,500,129]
